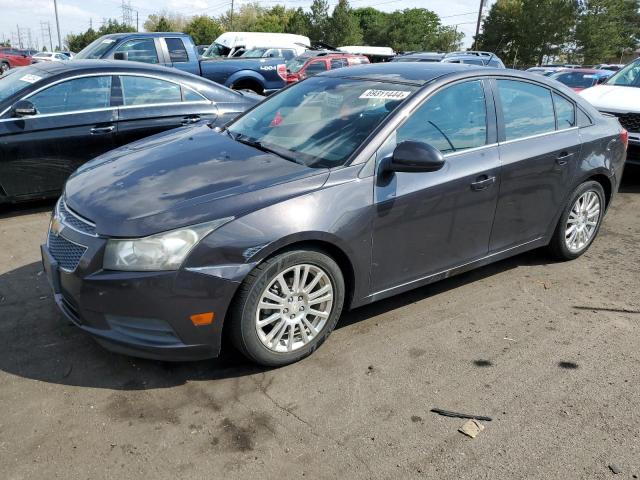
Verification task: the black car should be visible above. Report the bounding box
[0,60,259,202]
[41,63,627,366]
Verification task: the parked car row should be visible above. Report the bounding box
[0,60,259,202]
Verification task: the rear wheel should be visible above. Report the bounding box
[230,249,345,367]
[0,62,9,74]
[549,181,605,260]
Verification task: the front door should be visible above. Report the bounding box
[0,75,116,197]
[370,79,501,293]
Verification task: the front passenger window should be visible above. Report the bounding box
[29,76,112,114]
[396,80,488,153]
[497,80,555,140]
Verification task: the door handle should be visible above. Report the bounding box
[90,125,115,134]
[555,151,575,166]
[181,115,201,125]
[470,175,496,191]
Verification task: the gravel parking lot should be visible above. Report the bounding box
[1,168,639,480]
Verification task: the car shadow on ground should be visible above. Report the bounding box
[0,198,56,220]
[619,164,639,193]
[0,247,554,391]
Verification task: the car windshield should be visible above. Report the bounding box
[75,37,118,59]
[550,71,598,88]
[606,60,640,87]
[286,57,310,72]
[0,66,50,103]
[202,42,231,58]
[226,76,417,168]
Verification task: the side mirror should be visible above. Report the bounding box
[387,141,445,173]
[113,51,128,61]
[13,100,37,117]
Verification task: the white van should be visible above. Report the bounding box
[203,32,310,59]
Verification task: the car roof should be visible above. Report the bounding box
[100,32,186,40]
[26,59,191,76]
[323,62,488,85]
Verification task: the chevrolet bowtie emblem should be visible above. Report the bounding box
[50,216,64,236]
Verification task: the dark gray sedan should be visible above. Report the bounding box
[0,60,258,203]
[41,63,627,366]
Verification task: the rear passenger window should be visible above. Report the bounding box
[281,50,295,60]
[397,80,487,153]
[577,108,592,127]
[183,87,206,102]
[497,80,555,140]
[114,38,159,64]
[121,76,181,105]
[165,38,189,63]
[330,59,347,69]
[553,93,576,129]
[306,61,327,74]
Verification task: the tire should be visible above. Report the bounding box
[0,62,9,74]
[230,81,263,95]
[548,180,605,260]
[230,249,345,367]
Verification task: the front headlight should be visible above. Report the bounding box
[103,217,233,271]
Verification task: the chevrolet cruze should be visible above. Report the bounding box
[42,63,627,366]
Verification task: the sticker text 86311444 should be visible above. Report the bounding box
[359,89,411,100]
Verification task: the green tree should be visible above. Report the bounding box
[285,8,312,39]
[218,3,264,31]
[254,5,292,32]
[385,8,442,52]
[575,0,640,64]
[66,19,134,52]
[326,0,363,46]
[309,0,330,43]
[144,12,187,32]
[184,15,222,45]
[476,0,577,66]
[353,7,390,46]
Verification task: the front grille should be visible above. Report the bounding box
[58,199,96,236]
[603,111,640,133]
[47,231,87,271]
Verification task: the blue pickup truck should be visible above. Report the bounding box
[74,32,287,95]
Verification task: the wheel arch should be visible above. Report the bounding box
[251,236,357,311]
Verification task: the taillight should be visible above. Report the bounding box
[277,64,287,81]
[620,129,628,150]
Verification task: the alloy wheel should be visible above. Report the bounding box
[565,190,601,252]
[255,264,334,353]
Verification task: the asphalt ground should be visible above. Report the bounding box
[1,167,639,479]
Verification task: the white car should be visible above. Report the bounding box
[203,32,310,59]
[32,51,69,62]
[580,59,640,165]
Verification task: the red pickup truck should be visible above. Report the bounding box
[0,48,33,73]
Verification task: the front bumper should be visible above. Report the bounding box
[41,237,240,362]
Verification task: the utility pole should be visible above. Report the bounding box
[473,0,484,51]
[136,11,139,32]
[230,0,234,29]
[53,0,62,51]
[16,24,23,48]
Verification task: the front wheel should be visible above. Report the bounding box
[230,249,345,367]
[549,180,605,260]
[0,62,9,74]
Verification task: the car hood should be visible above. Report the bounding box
[65,125,329,237]
[579,84,640,112]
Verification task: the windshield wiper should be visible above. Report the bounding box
[232,134,301,164]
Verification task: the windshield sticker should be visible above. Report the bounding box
[359,89,411,100]
[19,74,42,84]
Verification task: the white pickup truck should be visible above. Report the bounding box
[580,59,640,166]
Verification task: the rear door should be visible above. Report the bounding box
[0,75,116,197]
[114,74,218,147]
[489,79,581,252]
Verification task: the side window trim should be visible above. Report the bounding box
[117,73,209,108]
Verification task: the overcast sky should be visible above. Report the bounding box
[0,0,490,50]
